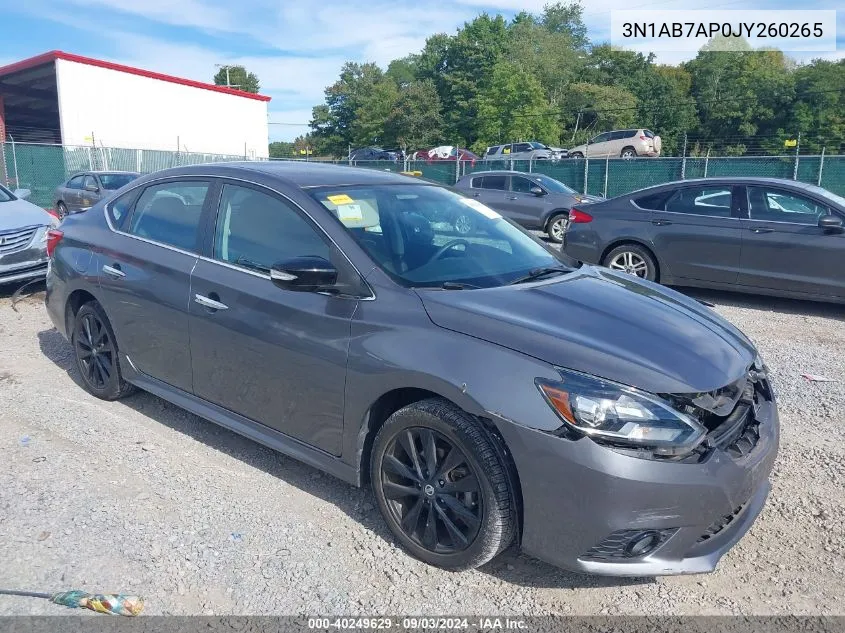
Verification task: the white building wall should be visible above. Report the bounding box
[55,59,269,158]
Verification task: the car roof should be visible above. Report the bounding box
[133,161,424,189]
[459,170,532,179]
[621,177,830,198]
[70,170,140,176]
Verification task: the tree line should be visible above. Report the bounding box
[292,2,843,158]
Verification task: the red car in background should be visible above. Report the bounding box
[412,146,479,165]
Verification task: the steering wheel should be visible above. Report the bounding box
[429,239,470,263]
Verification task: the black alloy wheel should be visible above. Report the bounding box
[371,399,516,570]
[72,302,137,400]
[381,426,482,554]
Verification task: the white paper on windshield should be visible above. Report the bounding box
[337,204,364,223]
[459,198,501,219]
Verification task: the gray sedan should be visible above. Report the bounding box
[46,162,777,576]
[0,184,58,285]
[454,170,601,242]
[54,171,140,217]
[563,177,845,303]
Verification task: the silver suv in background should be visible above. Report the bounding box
[54,171,140,217]
[484,142,554,162]
[569,129,662,159]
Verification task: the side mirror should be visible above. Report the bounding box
[529,186,546,197]
[270,256,338,292]
[84,184,100,192]
[819,215,844,233]
[13,188,31,200]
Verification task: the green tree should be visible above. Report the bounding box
[268,141,295,158]
[685,37,795,154]
[559,83,638,144]
[353,79,400,146]
[213,65,260,93]
[384,80,444,149]
[474,60,560,152]
[540,1,589,50]
[787,59,845,153]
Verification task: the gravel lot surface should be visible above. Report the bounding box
[0,275,843,616]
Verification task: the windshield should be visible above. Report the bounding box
[0,185,13,203]
[529,142,548,149]
[801,183,845,209]
[99,174,137,190]
[532,175,577,195]
[310,184,567,289]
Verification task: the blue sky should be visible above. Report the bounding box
[1,0,842,142]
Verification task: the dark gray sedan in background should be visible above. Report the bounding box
[54,171,140,217]
[45,162,777,575]
[564,177,845,303]
[454,170,601,243]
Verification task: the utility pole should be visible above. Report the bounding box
[214,64,240,89]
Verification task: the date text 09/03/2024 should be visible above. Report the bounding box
[307,618,528,630]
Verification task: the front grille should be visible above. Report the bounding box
[697,503,746,543]
[0,226,39,255]
[582,528,676,561]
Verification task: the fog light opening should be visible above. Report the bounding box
[625,531,662,557]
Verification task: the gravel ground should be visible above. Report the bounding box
[0,275,843,616]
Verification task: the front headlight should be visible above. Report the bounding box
[536,369,706,456]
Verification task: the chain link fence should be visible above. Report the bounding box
[2,140,844,209]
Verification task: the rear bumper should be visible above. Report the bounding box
[492,399,779,576]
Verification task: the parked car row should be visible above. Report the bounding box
[562,177,845,303]
[54,171,141,217]
[45,161,777,578]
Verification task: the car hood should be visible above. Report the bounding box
[0,199,55,231]
[417,266,756,394]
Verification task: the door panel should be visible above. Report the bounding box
[471,175,509,211]
[737,186,845,298]
[188,182,355,455]
[65,176,85,212]
[501,176,547,228]
[97,179,212,392]
[648,185,743,284]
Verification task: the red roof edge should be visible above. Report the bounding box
[0,50,271,102]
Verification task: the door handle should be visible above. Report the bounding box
[652,219,672,226]
[194,293,228,311]
[472,193,481,198]
[102,264,125,278]
[749,227,774,234]
[506,196,518,200]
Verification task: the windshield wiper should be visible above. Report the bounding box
[507,266,569,285]
[440,281,481,290]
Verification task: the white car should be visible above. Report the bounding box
[0,184,59,285]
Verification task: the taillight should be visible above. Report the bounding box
[568,208,593,223]
[46,229,64,257]
[640,135,647,141]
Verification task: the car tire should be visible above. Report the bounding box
[546,213,568,243]
[569,152,583,159]
[57,202,68,218]
[602,244,658,282]
[72,302,137,401]
[620,147,637,159]
[370,398,517,571]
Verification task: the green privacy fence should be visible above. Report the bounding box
[2,142,844,209]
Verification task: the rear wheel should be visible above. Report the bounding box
[546,213,568,243]
[620,147,637,159]
[569,152,583,159]
[57,202,68,218]
[371,399,516,570]
[602,244,658,282]
[72,302,137,400]
[453,211,475,235]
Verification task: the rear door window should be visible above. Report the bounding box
[664,186,733,217]
[478,175,508,190]
[67,175,85,189]
[634,191,672,210]
[128,181,210,252]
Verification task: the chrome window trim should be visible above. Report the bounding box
[104,173,376,300]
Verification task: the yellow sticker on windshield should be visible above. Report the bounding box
[327,194,354,205]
